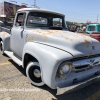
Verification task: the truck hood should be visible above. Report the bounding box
[29,29,100,57]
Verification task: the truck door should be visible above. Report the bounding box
[10,12,26,57]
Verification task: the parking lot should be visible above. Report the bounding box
[0,52,100,100]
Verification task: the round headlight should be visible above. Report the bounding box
[58,62,72,78]
[59,65,70,75]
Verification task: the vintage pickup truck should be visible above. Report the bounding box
[0,8,100,95]
[86,24,100,34]
[85,24,100,42]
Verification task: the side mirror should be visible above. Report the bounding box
[15,22,20,26]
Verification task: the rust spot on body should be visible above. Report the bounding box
[70,39,73,42]
[65,37,69,40]
[84,39,90,48]
[63,37,73,42]
[27,36,34,42]
[32,30,67,36]
[1,32,8,37]
[77,34,90,48]
[32,30,65,41]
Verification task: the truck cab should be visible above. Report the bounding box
[10,8,67,57]
[86,24,100,34]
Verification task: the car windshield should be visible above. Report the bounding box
[26,12,66,29]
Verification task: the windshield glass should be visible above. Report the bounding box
[88,26,95,31]
[26,12,66,29]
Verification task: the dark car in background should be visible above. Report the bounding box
[0,21,5,27]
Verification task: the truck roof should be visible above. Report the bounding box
[17,8,65,16]
[87,24,100,26]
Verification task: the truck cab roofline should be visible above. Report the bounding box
[17,8,65,16]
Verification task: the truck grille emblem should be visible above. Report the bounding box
[88,59,95,67]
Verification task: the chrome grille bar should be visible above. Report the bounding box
[72,56,100,72]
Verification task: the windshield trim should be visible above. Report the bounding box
[26,11,66,29]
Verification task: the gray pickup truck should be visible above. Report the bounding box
[0,8,100,95]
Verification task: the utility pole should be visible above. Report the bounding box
[31,0,40,8]
[33,0,36,8]
[97,14,99,23]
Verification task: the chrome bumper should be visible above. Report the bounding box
[57,75,100,95]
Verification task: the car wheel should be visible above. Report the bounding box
[26,61,44,86]
[0,41,4,54]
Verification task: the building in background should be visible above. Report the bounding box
[0,1,27,22]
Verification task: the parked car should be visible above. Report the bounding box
[0,21,5,27]
[85,24,100,42]
[90,32,100,42]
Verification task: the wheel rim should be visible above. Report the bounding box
[33,69,41,78]
[29,66,42,83]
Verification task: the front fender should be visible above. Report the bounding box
[0,32,10,51]
[22,42,73,89]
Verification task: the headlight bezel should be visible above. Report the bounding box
[57,61,73,80]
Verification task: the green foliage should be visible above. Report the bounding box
[66,21,84,25]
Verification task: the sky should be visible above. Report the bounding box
[0,0,100,23]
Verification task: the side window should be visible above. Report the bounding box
[88,26,95,31]
[15,13,25,26]
[53,18,62,27]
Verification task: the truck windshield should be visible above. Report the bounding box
[26,12,66,29]
[88,26,95,31]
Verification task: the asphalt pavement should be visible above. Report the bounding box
[0,52,100,100]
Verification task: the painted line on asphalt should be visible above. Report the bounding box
[0,62,11,66]
[86,90,100,100]
[0,74,23,82]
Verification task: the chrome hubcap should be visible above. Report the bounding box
[33,69,41,78]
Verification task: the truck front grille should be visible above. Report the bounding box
[72,56,100,72]
[71,54,100,61]
[75,65,89,69]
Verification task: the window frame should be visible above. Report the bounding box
[15,12,26,27]
[26,11,65,28]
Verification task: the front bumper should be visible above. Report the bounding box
[57,75,100,95]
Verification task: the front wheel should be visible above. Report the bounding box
[0,41,4,54]
[26,61,44,86]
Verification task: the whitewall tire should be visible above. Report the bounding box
[0,41,4,54]
[26,61,44,86]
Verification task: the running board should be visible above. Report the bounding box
[4,51,22,66]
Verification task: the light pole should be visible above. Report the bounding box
[31,5,40,9]
[31,0,40,8]
[97,14,99,23]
